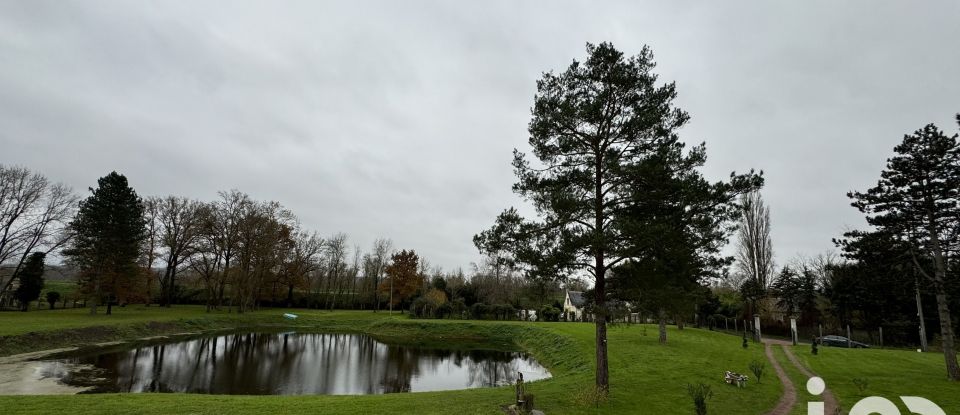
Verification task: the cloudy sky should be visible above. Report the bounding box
[1,1,958,271]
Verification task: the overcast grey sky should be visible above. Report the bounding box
[1,1,958,271]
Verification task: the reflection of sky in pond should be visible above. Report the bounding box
[46,333,550,395]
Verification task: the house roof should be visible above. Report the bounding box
[567,290,585,307]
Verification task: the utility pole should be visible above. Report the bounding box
[916,281,928,352]
[389,276,394,315]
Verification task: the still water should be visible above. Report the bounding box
[42,332,550,395]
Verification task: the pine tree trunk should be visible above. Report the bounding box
[593,255,609,393]
[934,291,959,380]
[931,253,959,379]
[929,223,960,380]
[592,146,609,393]
[658,309,667,344]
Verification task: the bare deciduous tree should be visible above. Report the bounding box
[157,196,205,307]
[368,238,392,311]
[0,166,77,303]
[141,197,161,305]
[188,203,223,312]
[789,252,836,289]
[346,246,361,308]
[211,190,249,309]
[233,200,293,313]
[279,228,323,307]
[323,233,349,310]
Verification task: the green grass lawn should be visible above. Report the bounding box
[0,307,955,414]
[0,305,216,336]
[786,343,960,413]
[0,307,779,414]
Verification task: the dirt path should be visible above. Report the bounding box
[762,338,839,415]
[763,341,797,415]
[781,343,838,414]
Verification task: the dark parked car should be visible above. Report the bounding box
[817,335,870,348]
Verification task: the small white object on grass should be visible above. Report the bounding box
[283,313,298,319]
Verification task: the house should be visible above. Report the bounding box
[563,290,586,321]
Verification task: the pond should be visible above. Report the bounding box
[33,332,551,395]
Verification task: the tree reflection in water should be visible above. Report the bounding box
[53,333,550,395]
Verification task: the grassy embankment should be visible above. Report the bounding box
[785,343,959,413]
[1,306,781,414]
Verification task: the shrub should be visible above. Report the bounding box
[450,298,467,319]
[539,305,561,322]
[470,303,489,319]
[687,382,713,415]
[409,297,428,318]
[45,291,61,310]
[749,359,765,384]
[436,302,452,319]
[408,289,452,319]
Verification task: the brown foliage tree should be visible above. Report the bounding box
[380,249,422,313]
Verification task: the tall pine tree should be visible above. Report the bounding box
[849,119,960,380]
[65,172,146,315]
[476,42,760,391]
[609,140,760,343]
